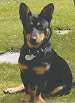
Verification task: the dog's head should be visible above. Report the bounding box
[19,3,54,48]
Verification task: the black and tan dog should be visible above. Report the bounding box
[4,3,72,103]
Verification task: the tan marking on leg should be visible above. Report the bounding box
[19,64,28,72]
[35,94,46,103]
[20,88,35,103]
[50,86,64,95]
[20,93,32,103]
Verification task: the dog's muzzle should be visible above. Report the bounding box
[31,28,40,45]
[31,38,37,45]
[26,28,45,48]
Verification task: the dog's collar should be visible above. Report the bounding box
[26,42,52,57]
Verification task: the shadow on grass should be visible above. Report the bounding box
[0,93,23,103]
[72,82,75,88]
[0,82,75,103]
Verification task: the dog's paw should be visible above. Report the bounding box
[35,95,46,103]
[3,88,16,94]
[20,94,34,103]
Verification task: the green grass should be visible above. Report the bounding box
[0,0,75,103]
[0,0,75,51]
[0,63,75,103]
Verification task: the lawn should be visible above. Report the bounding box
[0,0,75,103]
[0,0,75,52]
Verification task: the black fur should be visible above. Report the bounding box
[19,3,72,97]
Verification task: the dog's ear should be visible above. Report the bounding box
[19,3,32,31]
[39,3,54,23]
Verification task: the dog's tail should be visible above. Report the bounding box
[72,82,75,88]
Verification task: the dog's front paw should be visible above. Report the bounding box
[20,94,34,103]
[3,88,17,94]
[35,95,46,103]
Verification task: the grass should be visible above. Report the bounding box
[0,62,75,103]
[0,0,75,103]
[0,0,75,51]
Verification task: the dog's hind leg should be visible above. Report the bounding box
[3,84,25,94]
[34,94,46,103]
[50,85,64,96]
[50,85,71,96]
[3,64,28,94]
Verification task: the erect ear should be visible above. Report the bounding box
[39,3,54,23]
[19,3,32,31]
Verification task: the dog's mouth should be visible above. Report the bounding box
[26,33,45,48]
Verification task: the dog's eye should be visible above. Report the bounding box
[46,28,49,33]
[37,22,43,30]
[44,28,51,38]
[30,21,33,25]
[37,22,41,26]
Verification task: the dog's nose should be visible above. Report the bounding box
[31,38,36,45]
[32,36,36,40]
[32,28,39,38]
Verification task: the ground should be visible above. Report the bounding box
[0,0,75,103]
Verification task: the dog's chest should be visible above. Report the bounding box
[25,54,36,60]
[19,46,52,68]
[24,49,40,61]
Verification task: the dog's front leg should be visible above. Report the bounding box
[3,64,28,94]
[20,87,35,103]
[20,93,32,103]
[35,94,46,103]
[3,84,25,94]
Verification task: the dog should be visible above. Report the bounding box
[4,3,72,103]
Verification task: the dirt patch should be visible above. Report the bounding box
[53,30,71,35]
[0,52,20,64]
